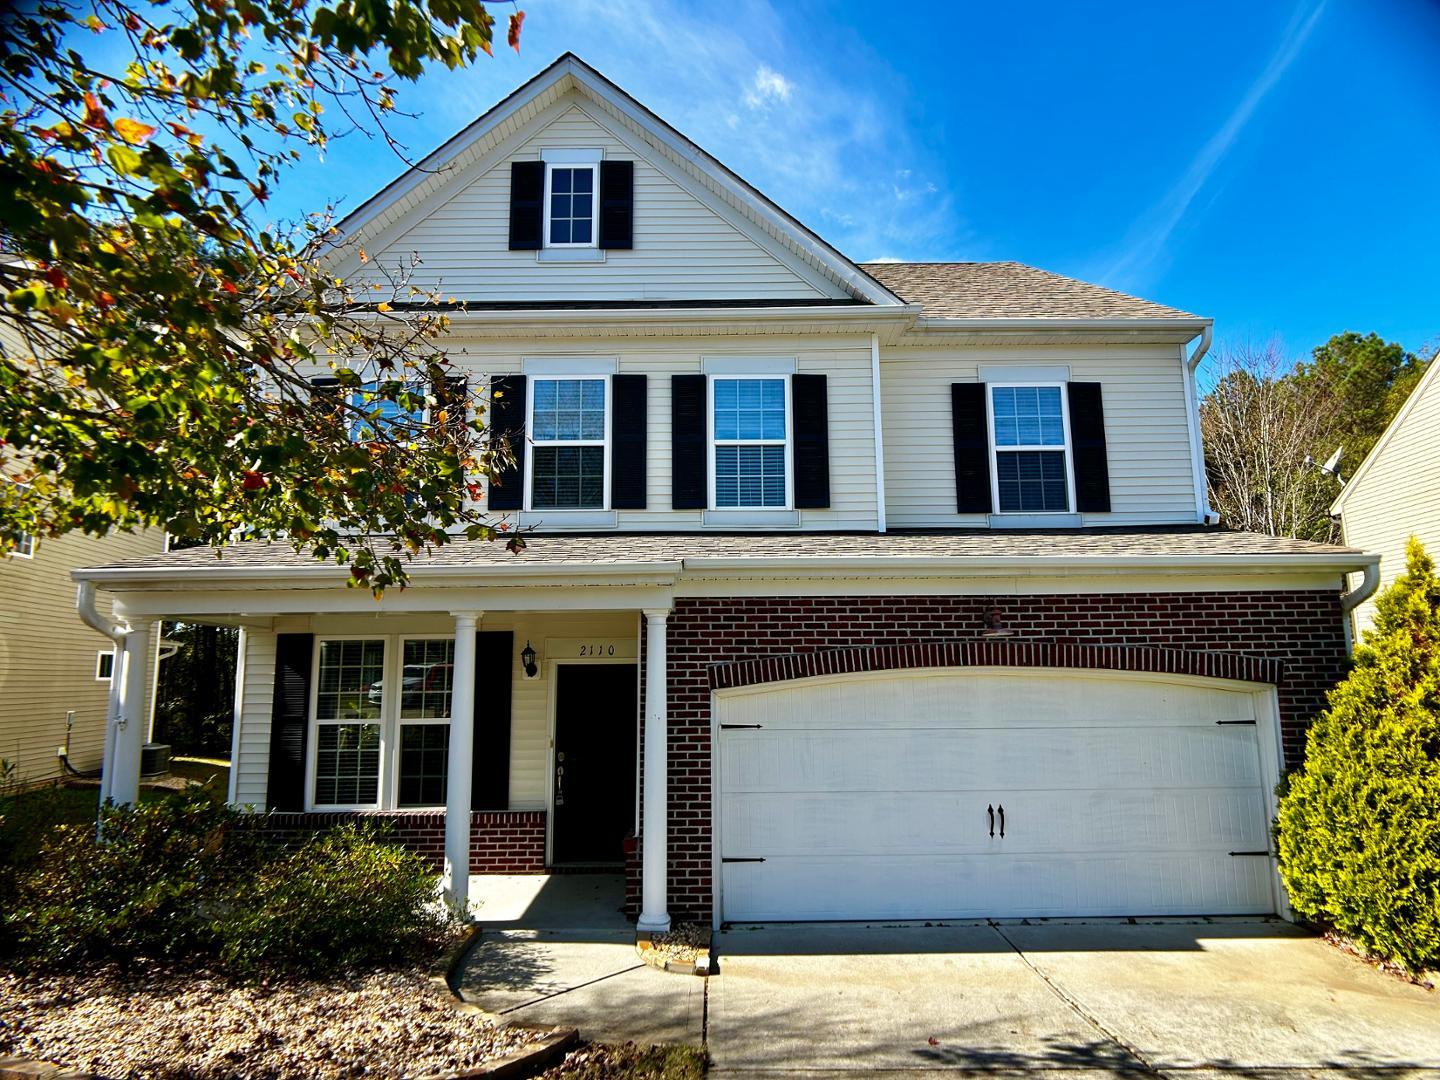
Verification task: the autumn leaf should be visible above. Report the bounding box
[508,11,525,53]
[113,117,158,145]
[82,92,107,129]
[376,302,392,312]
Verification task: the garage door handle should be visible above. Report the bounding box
[987,804,994,837]
[998,804,1005,838]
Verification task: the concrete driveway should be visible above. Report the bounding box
[708,918,1440,1077]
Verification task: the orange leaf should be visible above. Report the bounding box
[83,92,106,129]
[508,11,525,53]
[113,117,157,145]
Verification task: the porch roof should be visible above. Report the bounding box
[75,526,1369,583]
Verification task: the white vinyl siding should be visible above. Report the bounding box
[881,345,1199,527]
[1336,362,1440,638]
[232,629,277,809]
[460,335,878,531]
[362,101,836,302]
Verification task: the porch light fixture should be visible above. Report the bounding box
[521,640,539,679]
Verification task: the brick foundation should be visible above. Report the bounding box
[635,590,1349,921]
[258,809,546,874]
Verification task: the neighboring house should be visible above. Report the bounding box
[0,528,164,786]
[1330,352,1440,639]
[74,55,1376,929]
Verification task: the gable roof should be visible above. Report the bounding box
[330,53,903,308]
[1331,351,1440,512]
[861,262,1200,320]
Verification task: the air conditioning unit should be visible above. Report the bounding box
[140,743,171,778]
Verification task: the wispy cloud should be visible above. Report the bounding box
[743,64,794,109]
[1099,0,1326,292]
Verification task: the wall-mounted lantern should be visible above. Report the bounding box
[521,640,539,679]
[981,606,1015,638]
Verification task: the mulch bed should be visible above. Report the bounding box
[0,964,536,1079]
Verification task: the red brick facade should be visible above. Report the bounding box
[260,809,546,874]
[639,590,1348,921]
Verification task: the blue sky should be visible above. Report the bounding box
[265,0,1440,364]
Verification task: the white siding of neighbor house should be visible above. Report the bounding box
[231,612,638,813]
[362,97,838,302]
[0,529,165,786]
[1337,361,1440,638]
[880,344,1200,528]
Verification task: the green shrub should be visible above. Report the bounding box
[1276,537,1440,972]
[4,787,261,965]
[218,824,455,975]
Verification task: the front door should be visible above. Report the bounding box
[552,663,638,865]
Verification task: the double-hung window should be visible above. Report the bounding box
[545,164,596,247]
[395,638,454,807]
[349,380,426,444]
[312,639,385,808]
[529,377,608,509]
[310,636,456,811]
[989,384,1073,514]
[712,377,789,508]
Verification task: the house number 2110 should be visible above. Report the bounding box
[577,643,617,656]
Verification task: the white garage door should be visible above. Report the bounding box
[716,668,1277,922]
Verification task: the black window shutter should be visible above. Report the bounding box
[598,160,634,250]
[1067,381,1112,513]
[611,373,647,509]
[508,161,545,251]
[472,630,513,811]
[951,383,993,514]
[671,374,707,509]
[487,375,526,511]
[792,373,830,509]
[266,633,313,812]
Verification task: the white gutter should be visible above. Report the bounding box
[914,316,1212,333]
[435,304,922,326]
[870,333,887,534]
[72,559,686,585]
[1340,560,1380,615]
[1186,323,1214,372]
[1179,322,1217,524]
[681,552,1378,576]
[76,582,128,806]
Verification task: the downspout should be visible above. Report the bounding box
[76,582,128,808]
[1339,560,1381,654]
[1182,323,1218,524]
[870,333,888,534]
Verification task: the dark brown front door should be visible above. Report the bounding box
[552,663,637,865]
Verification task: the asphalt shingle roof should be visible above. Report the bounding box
[861,261,1200,321]
[86,528,1360,574]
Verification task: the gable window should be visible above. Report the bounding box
[989,384,1073,514]
[545,165,596,247]
[529,377,608,509]
[712,377,789,508]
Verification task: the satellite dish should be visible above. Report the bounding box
[1322,446,1343,475]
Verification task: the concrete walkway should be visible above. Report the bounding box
[457,895,1440,1077]
[455,874,706,1046]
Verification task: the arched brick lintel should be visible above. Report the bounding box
[708,639,1284,692]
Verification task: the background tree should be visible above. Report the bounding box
[1201,332,1431,541]
[1,0,527,590]
[1275,538,1440,973]
[1201,341,1343,542]
[153,621,239,758]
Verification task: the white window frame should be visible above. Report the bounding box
[986,381,1078,516]
[391,636,456,811]
[525,374,612,512]
[307,635,391,812]
[543,163,599,250]
[708,374,794,511]
[96,649,115,681]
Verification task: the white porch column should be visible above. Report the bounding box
[638,608,671,932]
[109,618,154,806]
[443,612,480,912]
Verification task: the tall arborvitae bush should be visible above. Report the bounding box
[1277,538,1440,972]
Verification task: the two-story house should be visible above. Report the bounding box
[75,55,1377,931]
